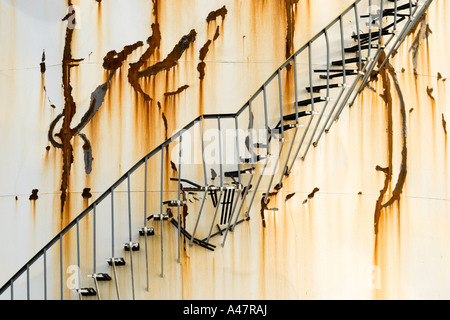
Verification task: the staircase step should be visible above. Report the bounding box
[106,257,126,266]
[319,70,358,79]
[76,288,97,296]
[147,213,170,221]
[331,57,366,66]
[138,226,155,236]
[306,83,344,93]
[240,154,267,163]
[124,242,140,251]
[298,97,326,106]
[88,273,112,281]
[345,43,382,53]
[163,200,185,207]
[225,167,254,178]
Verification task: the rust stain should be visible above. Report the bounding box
[79,133,93,175]
[164,84,189,97]
[29,189,39,201]
[40,50,46,74]
[443,114,447,135]
[285,193,295,201]
[81,188,92,199]
[408,13,432,77]
[284,0,300,62]
[197,39,212,80]
[128,23,161,102]
[206,5,228,23]
[49,4,143,213]
[427,86,435,100]
[138,29,197,78]
[302,187,319,204]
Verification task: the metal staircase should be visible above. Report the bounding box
[0,0,433,300]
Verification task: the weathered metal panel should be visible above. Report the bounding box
[0,0,448,300]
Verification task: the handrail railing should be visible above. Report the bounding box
[0,0,433,299]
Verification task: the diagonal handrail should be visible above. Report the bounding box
[0,0,433,299]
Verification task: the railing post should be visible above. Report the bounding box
[159,148,164,278]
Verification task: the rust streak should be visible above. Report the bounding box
[138,30,197,78]
[285,0,300,62]
[381,65,407,209]
[164,84,189,97]
[285,193,295,201]
[29,189,39,201]
[128,23,162,101]
[52,5,142,213]
[373,52,394,236]
[206,5,228,23]
[442,114,447,135]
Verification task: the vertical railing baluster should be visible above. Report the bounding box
[160,148,164,278]
[302,30,331,160]
[379,0,384,46]
[263,85,270,155]
[76,218,81,300]
[111,188,115,258]
[44,248,47,300]
[394,0,398,30]
[26,264,29,300]
[177,135,182,263]
[93,203,97,275]
[275,53,300,189]
[355,3,362,71]
[127,173,132,243]
[263,70,286,204]
[368,0,372,58]
[235,116,242,188]
[59,233,63,300]
[143,157,150,291]
[218,117,223,187]
[286,42,315,174]
[190,119,209,246]
[317,15,347,145]
[127,173,136,300]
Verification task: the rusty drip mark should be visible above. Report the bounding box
[161,111,168,140]
[29,189,39,201]
[213,26,220,41]
[206,5,228,24]
[170,160,177,173]
[58,9,80,212]
[82,188,92,199]
[40,50,46,74]
[103,41,144,70]
[373,53,408,235]
[285,193,295,202]
[128,23,162,101]
[138,29,197,78]
[408,13,432,78]
[51,5,143,213]
[284,0,300,63]
[443,114,448,135]
[381,66,407,209]
[197,40,212,80]
[79,133,93,175]
[260,197,269,228]
[373,54,394,236]
[427,86,435,100]
[302,187,319,204]
[164,84,189,97]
